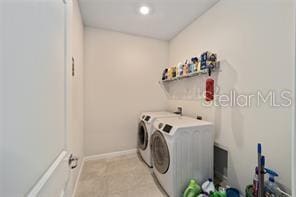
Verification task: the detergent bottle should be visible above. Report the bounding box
[177,63,184,77]
[183,179,201,197]
[183,60,190,76]
[210,188,226,197]
[191,57,199,73]
[264,168,279,197]
[202,178,216,195]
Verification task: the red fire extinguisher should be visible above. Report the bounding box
[205,67,214,101]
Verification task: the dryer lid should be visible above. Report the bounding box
[154,116,212,129]
[140,111,178,123]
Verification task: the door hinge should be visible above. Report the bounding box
[72,57,75,77]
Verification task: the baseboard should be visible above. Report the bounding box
[71,157,85,197]
[84,149,137,162]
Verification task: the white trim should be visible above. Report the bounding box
[27,151,68,197]
[84,149,137,161]
[71,157,85,197]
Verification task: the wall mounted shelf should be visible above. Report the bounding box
[159,61,220,84]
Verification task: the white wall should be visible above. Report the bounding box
[67,0,84,195]
[168,0,294,192]
[84,28,168,156]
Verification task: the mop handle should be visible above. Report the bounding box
[257,144,262,197]
[260,156,265,197]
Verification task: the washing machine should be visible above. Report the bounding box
[138,112,179,167]
[150,116,214,197]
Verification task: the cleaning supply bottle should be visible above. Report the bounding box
[264,168,279,197]
[202,178,216,195]
[205,67,214,101]
[183,179,201,197]
[172,66,177,78]
[210,189,226,197]
[168,67,173,79]
[162,68,168,80]
[183,60,190,76]
[252,167,259,197]
[191,57,199,73]
[177,63,184,77]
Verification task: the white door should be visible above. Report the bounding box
[1,0,73,196]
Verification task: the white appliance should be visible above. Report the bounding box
[151,116,214,197]
[138,112,179,167]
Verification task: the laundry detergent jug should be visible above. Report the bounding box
[183,179,201,197]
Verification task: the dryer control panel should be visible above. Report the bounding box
[163,124,173,133]
[144,116,151,121]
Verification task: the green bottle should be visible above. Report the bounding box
[210,191,227,197]
[183,179,201,197]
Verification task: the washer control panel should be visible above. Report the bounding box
[163,124,173,133]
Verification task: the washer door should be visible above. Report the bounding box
[138,121,148,150]
[151,130,170,174]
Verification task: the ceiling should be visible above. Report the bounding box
[78,0,219,40]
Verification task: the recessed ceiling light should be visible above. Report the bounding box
[139,6,150,15]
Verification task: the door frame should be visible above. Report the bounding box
[293,1,296,196]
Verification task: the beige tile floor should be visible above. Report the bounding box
[75,153,165,197]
